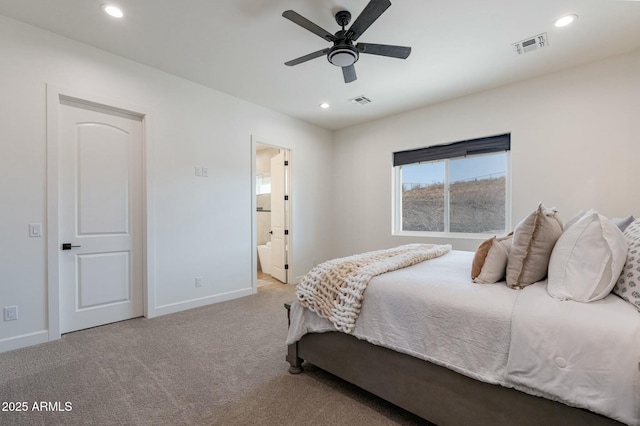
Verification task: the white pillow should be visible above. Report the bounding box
[547,210,627,302]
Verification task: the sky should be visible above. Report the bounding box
[401,153,506,184]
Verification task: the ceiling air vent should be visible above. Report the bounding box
[349,95,372,105]
[512,33,548,55]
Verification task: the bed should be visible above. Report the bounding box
[285,249,640,426]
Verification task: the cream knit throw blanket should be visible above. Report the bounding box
[296,244,452,333]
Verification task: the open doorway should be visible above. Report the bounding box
[251,136,292,292]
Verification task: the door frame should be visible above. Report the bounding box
[251,135,292,292]
[46,84,156,341]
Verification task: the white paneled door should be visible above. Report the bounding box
[59,100,143,333]
[270,151,288,283]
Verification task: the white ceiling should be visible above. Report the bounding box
[1,0,639,130]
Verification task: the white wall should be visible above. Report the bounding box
[0,15,333,352]
[332,50,640,256]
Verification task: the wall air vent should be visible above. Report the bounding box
[512,33,548,55]
[349,95,372,105]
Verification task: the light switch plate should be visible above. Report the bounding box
[29,223,42,237]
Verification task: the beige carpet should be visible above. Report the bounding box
[0,284,426,425]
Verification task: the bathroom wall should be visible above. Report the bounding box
[256,206,271,246]
[256,147,279,271]
[256,147,279,174]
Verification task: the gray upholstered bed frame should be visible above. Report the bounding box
[285,304,622,426]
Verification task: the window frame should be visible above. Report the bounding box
[392,149,511,239]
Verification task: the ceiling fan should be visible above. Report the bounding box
[282,0,411,83]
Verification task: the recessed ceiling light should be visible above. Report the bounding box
[554,14,577,27]
[319,103,330,109]
[102,4,124,18]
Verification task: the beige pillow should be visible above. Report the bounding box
[506,203,563,289]
[471,237,493,279]
[472,234,513,284]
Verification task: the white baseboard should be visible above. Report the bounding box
[154,287,253,317]
[0,330,49,354]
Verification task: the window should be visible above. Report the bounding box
[256,173,271,195]
[393,134,510,235]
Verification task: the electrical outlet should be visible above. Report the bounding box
[202,167,208,177]
[195,277,202,288]
[195,166,202,177]
[4,306,18,321]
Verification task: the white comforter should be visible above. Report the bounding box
[288,251,519,383]
[286,250,640,425]
[507,282,640,425]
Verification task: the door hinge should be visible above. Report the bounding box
[284,230,289,235]
[284,195,289,201]
[284,160,289,166]
[285,264,289,270]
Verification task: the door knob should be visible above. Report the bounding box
[61,243,81,250]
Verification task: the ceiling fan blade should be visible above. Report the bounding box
[356,43,411,59]
[282,10,337,42]
[346,0,391,42]
[342,65,357,83]
[285,48,330,66]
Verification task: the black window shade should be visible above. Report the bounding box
[393,133,510,167]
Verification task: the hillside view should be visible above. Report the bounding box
[402,176,506,233]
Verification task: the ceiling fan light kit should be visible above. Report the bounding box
[328,46,358,67]
[282,0,411,83]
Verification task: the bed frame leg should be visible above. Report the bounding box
[286,342,303,374]
[284,301,303,374]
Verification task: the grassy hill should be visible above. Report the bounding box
[402,176,506,233]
